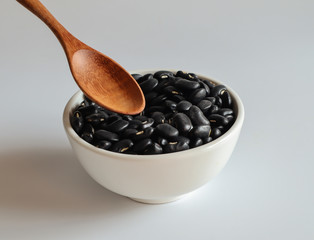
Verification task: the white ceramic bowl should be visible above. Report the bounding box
[63,70,244,204]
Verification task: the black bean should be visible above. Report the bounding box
[145,91,159,103]
[208,114,229,126]
[94,129,119,141]
[164,100,177,112]
[149,94,168,106]
[85,112,108,126]
[133,138,153,153]
[121,128,138,138]
[218,108,234,116]
[169,95,185,103]
[106,115,122,125]
[221,90,232,108]
[215,96,223,108]
[131,127,154,141]
[96,140,112,150]
[77,105,98,116]
[205,97,216,104]
[153,70,174,80]
[172,135,190,145]
[150,112,166,125]
[172,113,193,134]
[131,73,142,81]
[211,127,222,139]
[137,73,153,83]
[197,100,212,113]
[162,86,182,96]
[80,130,93,143]
[155,123,179,139]
[127,119,142,129]
[143,143,163,155]
[189,88,207,104]
[111,139,134,153]
[200,81,210,95]
[188,105,210,125]
[164,141,189,153]
[146,105,167,114]
[154,137,168,146]
[104,119,129,133]
[190,138,203,148]
[174,78,200,90]
[177,100,192,112]
[139,118,154,130]
[203,136,213,144]
[203,80,216,89]
[175,70,196,80]
[134,115,148,122]
[140,77,159,93]
[190,125,211,139]
[211,84,227,97]
[70,111,84,133]
[206,104,219,115]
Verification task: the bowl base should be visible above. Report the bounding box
[129,195,185,204]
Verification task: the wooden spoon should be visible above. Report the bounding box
[17,0,145,115]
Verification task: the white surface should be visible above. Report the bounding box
[0,0,313,239]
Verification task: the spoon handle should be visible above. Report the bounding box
[16,0,84,56]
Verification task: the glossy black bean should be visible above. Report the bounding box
[140,77,159,93]
[150,112,166,125]
[137,73,153,83]
[200,81,210,95]
[145,91,159,103]
[172,113,193,134]
[218,108,234,116]
[221,90,232,108]
[81,131,93,143]
[169,94,185,103]
[154,137,168,146]
[211,84,227,97]
[189,88,207,104]
[132,138,153,153]
[203,136,213,144]
[175,70,196,80]
[146,105,167,114]
[106,115,122,125]
[205,97,216,104]
[104,119,129,133]
[71,111,84,133]
[162,86,182,96]
[211,127,222,139]
[177,100,192,112]
[77,105,98,116]
[208,114,229,126]
[85,113,108,126]
[131,127,154,141]
[206,104,219,115]
[164,141,189,153]
[143,143,163,155]
[190,125,211,138]
[96,140,112,150]
[164,100,177,112]
[111,139,134,153]
[127,119,142,129]
[174,78,200,90]
[149,94,168,106]
[215,96,223,108]
[94,129,119,141]
[190,138,203,148]
[188,105,210,125]
[153,70,174,80]
[122,115,133,121]
[139,118,154,130]
[172,135,190,145]
[131,73,142,81]
[203,80,216,89]
[121,128,138,138]
[197,100,212,113]
[155,123,179,139]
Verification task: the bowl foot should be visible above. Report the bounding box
[129,195,185,204]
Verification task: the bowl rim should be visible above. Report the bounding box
[63,69,245,160]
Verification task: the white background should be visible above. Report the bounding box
[1,0,313,239]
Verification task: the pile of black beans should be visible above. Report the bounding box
[70,70,235,155]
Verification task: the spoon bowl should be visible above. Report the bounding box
[17,0,145,115]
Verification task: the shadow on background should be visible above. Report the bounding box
[0,147,143,216]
